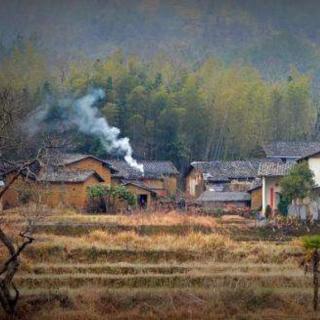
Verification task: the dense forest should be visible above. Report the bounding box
[0,38,317,171]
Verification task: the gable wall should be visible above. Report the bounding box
[163,176,177,196]
[111,177,122,185]
[251,188,262,210]
[65,158,111,184]
[185,168,204,198]
[41,176,99,209]
[2,173,100,210]
[126,184,153,208]
[143,178,163,189]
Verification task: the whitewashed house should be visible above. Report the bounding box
[298,150,320,186]
[259,142,320,216]
[259,161,295,214]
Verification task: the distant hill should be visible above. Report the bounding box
[1,0,320,81]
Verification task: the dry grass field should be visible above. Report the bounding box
[1,210,320,319]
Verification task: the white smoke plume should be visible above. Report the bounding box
[73,89,144,172]
[28,88,144,173]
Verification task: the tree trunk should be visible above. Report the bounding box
[0,229,34,315]
[313,249,319,311]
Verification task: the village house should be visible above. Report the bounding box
[258,161,295,214]
[185,160,265,199]
[258,142,320,214]
[108,160,179,207]
[2,153,116,210]
[298,149,320,186]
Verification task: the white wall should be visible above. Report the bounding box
[308,156,320,186]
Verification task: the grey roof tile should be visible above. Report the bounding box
[263,141,320,159]
[190,160,269,181]
[108,160,179,179]
[121,179,157,194]
[258,161,296,177]
[38,169,103,183]
[248,178,262,192]
[196,191,250,202]
[40,151,116,172]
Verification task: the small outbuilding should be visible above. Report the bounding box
[196,191,251,209]
[121,181,157,209]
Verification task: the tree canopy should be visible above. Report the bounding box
[0,39,319,172]
[280,162,316,202]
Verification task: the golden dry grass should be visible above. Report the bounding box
[0,209,317,319]
[1,209,219,227]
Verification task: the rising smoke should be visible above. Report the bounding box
[28,88,144,172]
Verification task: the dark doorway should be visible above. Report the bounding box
[138,194,148,209]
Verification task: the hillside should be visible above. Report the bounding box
[1,0,320,80]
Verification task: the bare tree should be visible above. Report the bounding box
[0,160,37,316]
[0,84,71,316]
[0,225,34,315]
[0,90,42,316]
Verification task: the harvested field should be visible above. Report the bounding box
[1,210,320,319]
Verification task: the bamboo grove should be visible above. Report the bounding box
[0,40,317,171]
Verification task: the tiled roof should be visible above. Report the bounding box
[263,141,320,159]
[190,160,268,181]
[258,161,296,177]
[121,180,157,194]
[40,151,116,172]
[108,160,179,179]
[38,169,104,183]
[196,191,250,202]
[298,149,320,160]
[248,178,262,192]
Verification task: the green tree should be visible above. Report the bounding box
[88,184,136,213]
[280,162,315,203]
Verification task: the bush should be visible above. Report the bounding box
[87,184,137,213]
[301,235,320,250]
[265,205,272,218]
[277,196,290,216]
